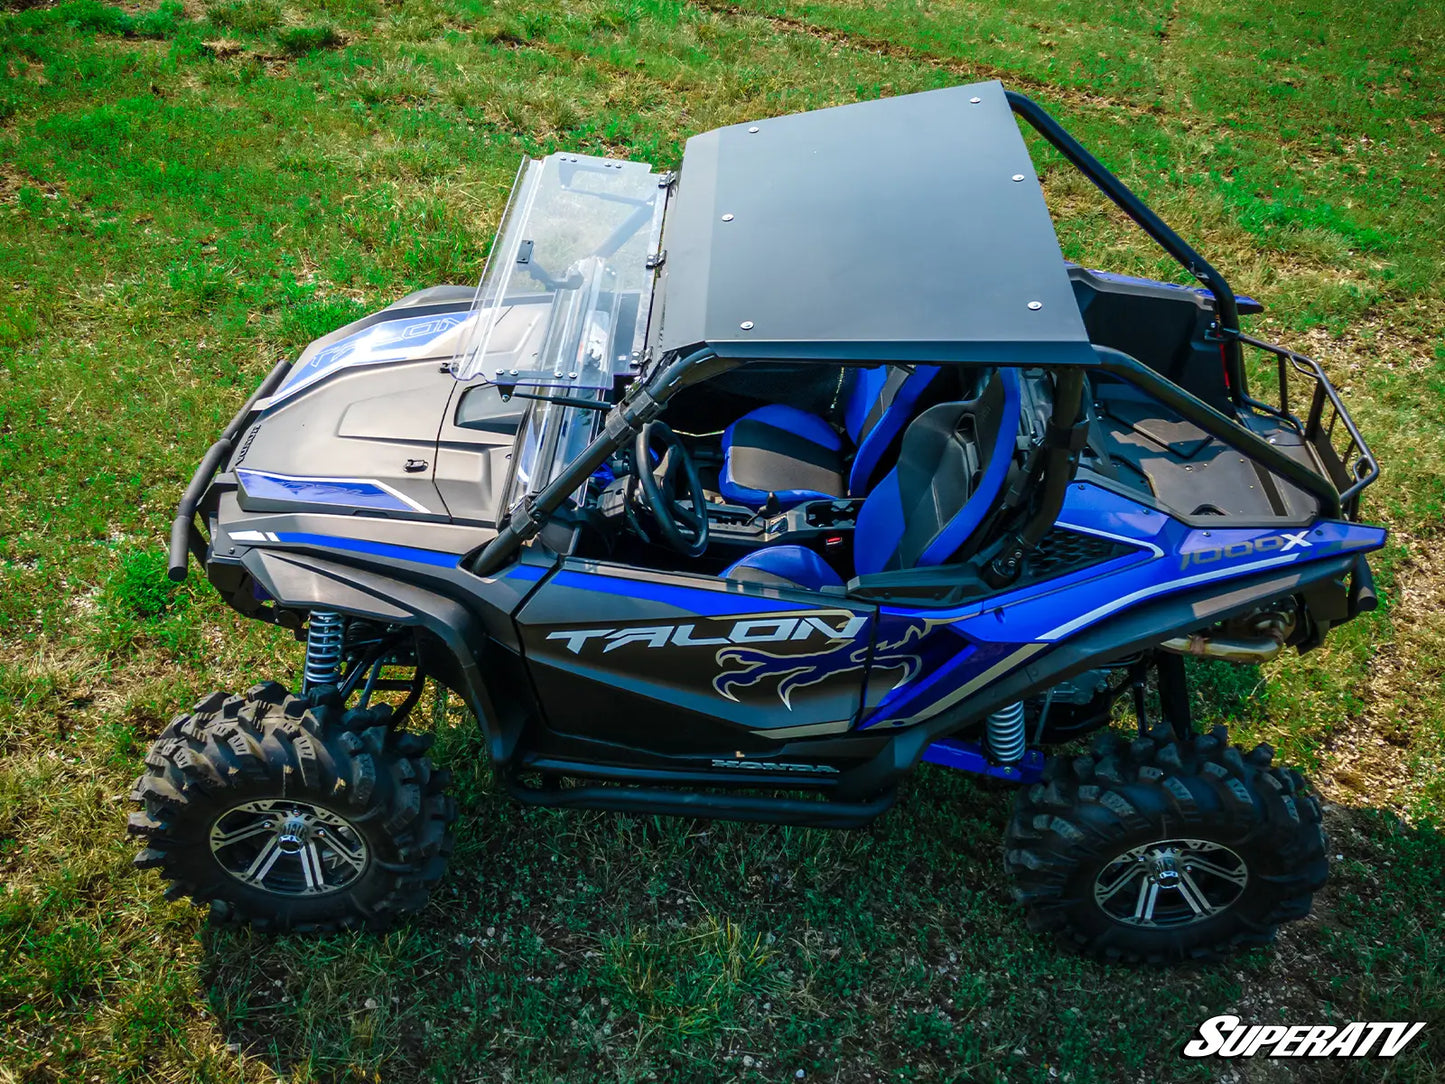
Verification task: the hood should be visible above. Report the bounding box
[229,287,522,527]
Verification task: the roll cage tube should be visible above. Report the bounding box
[987,367,1087,584]
[469,347,729,575]
[470,339,1344,578]
[168,356,293,581]
[1005,90,1247,396]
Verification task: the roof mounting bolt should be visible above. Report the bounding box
[1012,174,1026,182]
[721,213,735,222]
[740,320,754,330]
[568,372,577,379]
[1027,301,1043,311]
[748,126,760,133]
[970,96,982,104]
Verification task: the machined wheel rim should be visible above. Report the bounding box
[209,799,370,896]
[1093,837,1249,928]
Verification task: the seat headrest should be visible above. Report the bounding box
[854,368,1023,575]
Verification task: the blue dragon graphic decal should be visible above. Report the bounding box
[712,617,941,708]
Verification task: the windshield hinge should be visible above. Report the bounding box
[507,499,540,538]
[656,170,677,189]
[645,249,666,270]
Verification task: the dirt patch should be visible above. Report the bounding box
[1317,536,1445,814]
[1290,311,1442,376]
[684,0,1164,119]
[1155,0,1183,48]
[201,37,246,59]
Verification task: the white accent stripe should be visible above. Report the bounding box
[1038,552,1303,642]
[900,643,1047,725]
[230,530,268,542]
[1053,520,1166,558]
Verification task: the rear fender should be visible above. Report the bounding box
[980,553,1359,723]
[835,553,1357,799]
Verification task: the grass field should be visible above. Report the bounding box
[2,0,1444,1079]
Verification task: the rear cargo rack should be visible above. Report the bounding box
[1236,333,1379,519]
[1006,89,1378,523]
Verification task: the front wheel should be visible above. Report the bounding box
[129,683,456,932]
[1004,725,1328,963]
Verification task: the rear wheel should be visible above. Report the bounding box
[1004,725,1328,963]
[129,683,455,932]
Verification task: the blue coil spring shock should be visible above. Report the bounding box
[303,610,345,692]
[986,701,1027,764]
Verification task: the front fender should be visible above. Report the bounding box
[241,548,520,763]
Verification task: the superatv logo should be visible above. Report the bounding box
[1179,531,1310,570]
[1183,1015,1424,1059]
[546,614,867,655]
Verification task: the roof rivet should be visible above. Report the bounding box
[748,126,760,133]
[1012,174,1026,182]
[970,96,982,104]
[721,213,735,222]
[740,320,754,330]
[1027,301,1043,311]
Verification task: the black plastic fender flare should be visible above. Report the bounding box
[833,551,1362,799]
[241,548,516,763]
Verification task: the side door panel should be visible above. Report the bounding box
[516,560,877,753]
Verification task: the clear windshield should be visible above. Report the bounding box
[452,153,665,388]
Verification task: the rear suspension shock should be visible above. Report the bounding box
[303,610,345,692]
[986,701,1027,764]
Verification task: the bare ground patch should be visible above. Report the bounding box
[684,0,1165,119]
[1318,535,1445,816]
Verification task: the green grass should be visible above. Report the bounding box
[2,0,1444,1079]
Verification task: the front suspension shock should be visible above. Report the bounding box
[302,610,345,692]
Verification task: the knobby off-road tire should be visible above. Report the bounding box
[129,683,456,932]
[1005,724,1328,964]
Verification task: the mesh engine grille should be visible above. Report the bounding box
[1027,528,1134,580]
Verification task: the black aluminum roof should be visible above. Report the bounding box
[650,81,1096,366]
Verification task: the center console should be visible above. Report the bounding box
[705,497,863,561]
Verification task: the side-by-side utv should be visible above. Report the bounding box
[131,82,1382,962]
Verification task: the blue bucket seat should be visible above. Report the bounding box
[718,364,942,508]
[722,368,1023,590]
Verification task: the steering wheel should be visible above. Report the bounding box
[632,422,710,557]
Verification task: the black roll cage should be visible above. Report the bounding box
[162,91,1377,586]
[1004,92,1246,386]
[1005,91,1376,518]
[467,91,1376,577]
